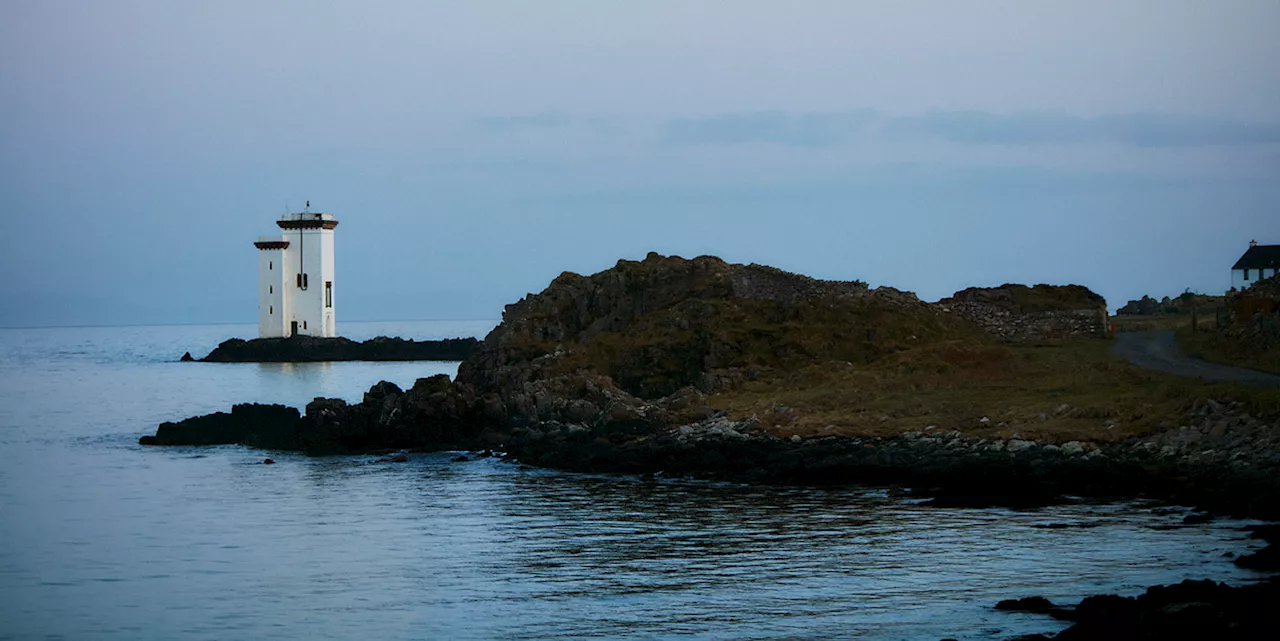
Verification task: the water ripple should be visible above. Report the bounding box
[0,323,1272,640]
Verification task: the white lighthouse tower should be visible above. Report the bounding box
[254,203,338,338]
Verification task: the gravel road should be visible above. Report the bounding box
[1111,330,1280,387]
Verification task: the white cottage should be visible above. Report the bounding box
[1231,240,1280,290]
[254,205,338,338]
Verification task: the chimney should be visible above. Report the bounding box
[1250,239,1258,248]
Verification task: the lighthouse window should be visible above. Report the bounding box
[269,261,273,270]
[269,305,273,315]
[304,273,309,288]
[303,321,308,330]
[269,286,273,294]
[325,282,333,308]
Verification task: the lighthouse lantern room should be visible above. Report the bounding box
[254,204,338,338]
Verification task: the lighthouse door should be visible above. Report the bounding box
[290,321,298,337]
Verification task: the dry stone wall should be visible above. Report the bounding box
[937,285,1109,342]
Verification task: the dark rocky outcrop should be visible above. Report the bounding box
[1233,545,1280,572]
[1003,578,1280,640]
[140,376,488,455]
[999,521,1280,638]
[1233,525,1280,572]
[150,253,951,452]
[199,335,479,362]
[136,253,1280,641]
[139,404,301,448]
[454,253,970,412]
[995,596,1060,612]
[143,254,1280,519]
[500,412,1280,518]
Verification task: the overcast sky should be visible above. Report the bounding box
[2,1,1278,327]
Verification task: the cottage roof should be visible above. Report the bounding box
[1232,244,1280,270]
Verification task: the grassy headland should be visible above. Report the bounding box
[713,329,1280,443]
[147,254,1280,516]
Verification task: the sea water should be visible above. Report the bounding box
[0,321,1270,640]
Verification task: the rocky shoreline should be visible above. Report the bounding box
[146,255,1280,517]
[993,524,1280,640]
[191,335,479,362]
[997,577,1279,640]
[141,391,1280,638]
[142,253,1279,638]
[141,380,1280,519]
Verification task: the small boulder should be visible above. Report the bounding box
[179,352,195,362]
[1060,441,1087,455]
[995,596,1058,612]
[1006,439,1035,452]
[1233,543,1280,571]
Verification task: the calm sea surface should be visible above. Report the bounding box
[0,321,1271,640]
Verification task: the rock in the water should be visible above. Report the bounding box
[200,335,479,363]
[1233,543,1280,571]
[1244,523,1280,543]
[141,404,301,448]
[179,351,194,362]
[995,596,1058,612]
[263,458,275,465]
[1038,579,1280,640]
